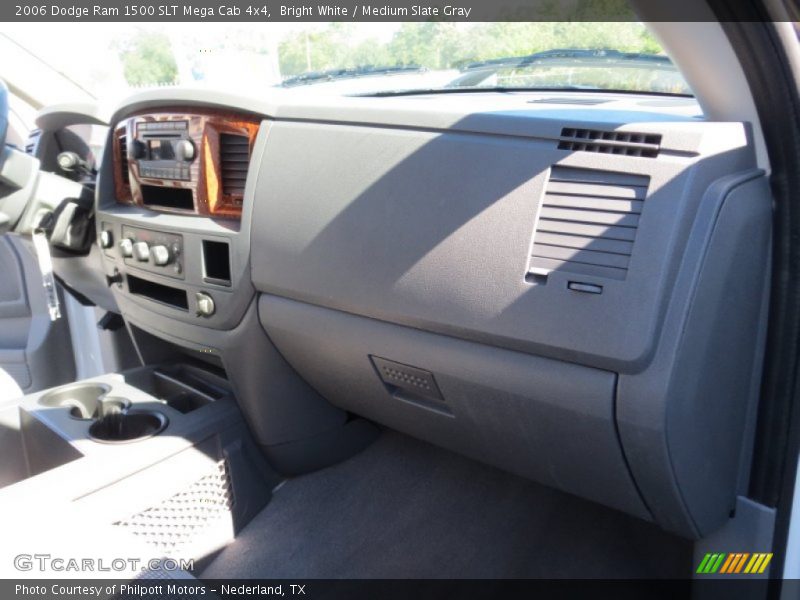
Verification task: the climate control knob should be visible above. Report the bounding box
[133,241,150,262]
[195,292,215,317]
[99,230,113,249]
[149,245,171,266]
[119,238,134,257]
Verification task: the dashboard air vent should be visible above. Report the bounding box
[528,166,650,281]
[118,134,130,185]
[529,98,610,106]
[558,128,661,157]
[219,133,250,197]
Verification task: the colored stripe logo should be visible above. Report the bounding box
[696,552,773,574]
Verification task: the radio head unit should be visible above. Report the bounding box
[129,120,195,181]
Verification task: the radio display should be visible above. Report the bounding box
[148,139,175,161]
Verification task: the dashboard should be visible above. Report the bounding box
[50,88,774,541]
[94,107,263,331]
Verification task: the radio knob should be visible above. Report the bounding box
[128,139,146,160]
[133,241,150,262]
[150,245,171,266]
[99,230,113,249]
[176,140,195,162]
[119,237,134,257]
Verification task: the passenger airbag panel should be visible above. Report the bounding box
[251,120,754,372]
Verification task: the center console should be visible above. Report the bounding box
[96,108,262,329]
[93,98,372,477]
[0,363,278,573]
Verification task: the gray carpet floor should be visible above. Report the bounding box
[202,430,692,579]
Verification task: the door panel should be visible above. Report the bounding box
[0,234,74,394]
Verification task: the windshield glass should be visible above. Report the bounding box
[0,22,691,105]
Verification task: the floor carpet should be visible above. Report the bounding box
[202,430,692,579]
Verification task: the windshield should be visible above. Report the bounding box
[0,22,691,106]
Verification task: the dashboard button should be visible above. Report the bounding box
[150,245,171,266]
[99,230,113,249]
[133,241,150,262]
[119,238,134,257]
[195,292,215,317]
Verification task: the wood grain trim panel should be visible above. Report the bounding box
[114,108,263,219]
[113,124,133,204]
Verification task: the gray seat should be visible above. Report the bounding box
[0,368,22,405]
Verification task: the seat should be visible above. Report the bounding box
[0,368,22,405]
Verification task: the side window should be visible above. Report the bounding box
[6,92,36,150]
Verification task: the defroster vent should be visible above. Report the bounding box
[220,133,250,197]
[558,128,661,157]
[528,166,650,281]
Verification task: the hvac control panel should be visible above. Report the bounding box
[99,224,184,280]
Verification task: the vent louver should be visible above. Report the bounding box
[529,98,610,106]
[220,133,250,197]
[24,130,40,155]
[558,128,661,157]
[118,134,130,185]
[528,166,650,281]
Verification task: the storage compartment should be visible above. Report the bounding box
[202,239,231,286]
[123,364,228,414]
[259,294,651,520]
[127,274,189,310]
[140,185,194,211]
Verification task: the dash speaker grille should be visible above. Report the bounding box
[371,356,444,402]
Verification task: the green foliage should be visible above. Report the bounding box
[387,23,466,69]
[277,22,664,77]
[117,31,178,86]
[279,24,391,75]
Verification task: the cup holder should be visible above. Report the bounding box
[39,382,169,444]
[69,398,130,420]
[39,383,112,419]
[88,410,168,444]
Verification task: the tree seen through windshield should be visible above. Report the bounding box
[0,21,691,103]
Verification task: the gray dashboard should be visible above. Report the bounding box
[91,89,771,540]
[250,117,754,372]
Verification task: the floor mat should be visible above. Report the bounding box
[202,430,691,578]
